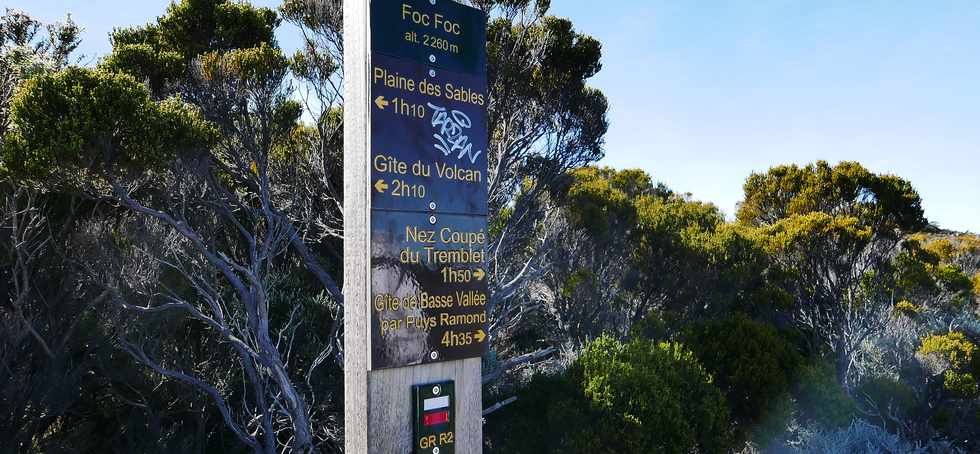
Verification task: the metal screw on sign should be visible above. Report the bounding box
[430,351,438,360]
[429,69,437,77]
[429,54,436,63]
[429,215,437,225]
[432,385,441,395]
[433,448,440,454]
[429,201,437,210]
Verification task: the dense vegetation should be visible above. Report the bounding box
[485,164,980,452]
[1,2,977,453]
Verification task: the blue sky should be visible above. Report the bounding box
[12,0,980,232]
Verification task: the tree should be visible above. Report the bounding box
[743,161,928,386]
[0,9,80,133]
[480,3,609,366]
[530,167,780,352]
[103,0,279,97]
[5,36,338,454]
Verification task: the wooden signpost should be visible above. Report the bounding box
[344,0,488,452]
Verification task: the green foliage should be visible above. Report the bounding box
[737,160,926,235]
[855,377,918,425]
[681,314,802,435]
[564,167,641,238]
[628,311,672,342]
[105,0,279,95]
[486,14,608,164]
[111,0,278,59]
[487,336,732,454]
[576,337,732,453]
[943,370,979,398]
[485,372,606,454]
[4,67,214,181]
[918,332,980,398]
[894,240,941,292]
[919,332,976,371]
[557,167,782,323]
[99,44,185,93]
[893,300,922,318]
[793,362,859,428]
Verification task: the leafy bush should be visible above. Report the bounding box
[681,314,802,436]
[486,336,732,454]
[893,300,922,318]
[942,370,978,398]
[793,362,858,429]
[854,376,919,432]
[918,332,979,397]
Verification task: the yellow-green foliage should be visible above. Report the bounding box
[760,212,871,256]
[943,370,979,398]
[4,67,215,182]
[893,300,922,318]
[919,332,976,370]
[895,238,975,304]
[974,273,980,296]
[485,336,733,454]
[957,234,980,255]
[919,332,980,398]
[737,161,925,234]
[566,167,633,237]
[200,42,288,83]
[923,239,956,262]
[912,234,980,263]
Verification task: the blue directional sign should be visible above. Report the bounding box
[372,0,487,74]
[369,0,488,370]
[371,211,488,368]
[371,54,488,216]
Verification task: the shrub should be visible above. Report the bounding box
[854,376,919,432]
[577,337,732,453]
[793,362,858,429]
[486,336,732,454]
[943,371,979,398]
[893,300,922,318]
[918,332,979,397]
[681,314,802,436]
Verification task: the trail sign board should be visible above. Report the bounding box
[371,0,487,74]
[369,0,489,370]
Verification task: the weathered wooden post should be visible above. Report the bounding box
[344,0,489,452]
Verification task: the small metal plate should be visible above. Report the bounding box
[413,380,456,454]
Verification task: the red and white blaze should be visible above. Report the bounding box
[422,396,450,426]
